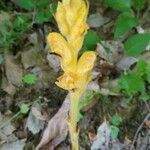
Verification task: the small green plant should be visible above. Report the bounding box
[119,59,150,101]
[16,0,57,24]
[0,103,30,129]
[22,73,38,85]
[103,0,150,56]
[20,104,30,114]
[0,12,31,51]
[103,0,145,38]
[110,113,122,140]
[0,98,40,130]
[0,0,57,53]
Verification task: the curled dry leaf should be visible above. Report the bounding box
[116,57,138,71]
[91,120,111,150]
[36,95,70,150]
[88,13,110,28]
[26,103,45,135]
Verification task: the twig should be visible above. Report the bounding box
[130,112,150,150]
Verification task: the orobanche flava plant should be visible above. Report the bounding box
[47,0,96,149]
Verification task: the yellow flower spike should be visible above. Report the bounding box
[47,0,96,149]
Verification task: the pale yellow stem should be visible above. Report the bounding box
[68,90,82,150]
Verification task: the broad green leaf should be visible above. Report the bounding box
[111,125,119,140]
[13,14,30,32]
[35,8,52,24]
[114,12,138,39]
[35,0,49,8]
[49,2,58,15]
[119,73,145,95]
[124,33,150,56]
[139,93,150,102]
[133,0,145,11]
[83,31,101,51]
[104,0,131,11]
[111,114,122,126]
[22,73,37,85]
[16,0,34,10]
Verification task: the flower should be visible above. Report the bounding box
[47,0,96,93]
[47,1,96,149]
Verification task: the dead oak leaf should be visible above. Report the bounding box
[36,95,70,150]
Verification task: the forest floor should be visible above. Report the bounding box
[0,0,150,150]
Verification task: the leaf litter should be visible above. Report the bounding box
[0,0,150,149]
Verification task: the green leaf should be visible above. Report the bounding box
[134,59,148,76]
[13,14,30,32]
[119,73,145,95]
[104,0,131,11]
[16,0,34,10]
[35,0,49,8]
[111,125,119,140]
[133,59,150,84]
[124,33,150,56]
[22,73,37,85]
[111,114,122,126]
[133,0,145,11]
[83,31,101,51]
[35,8,52,24]
[114,12,138,39]
[50,2,57,15]
[20,104,30,114]
[139,93,150,102]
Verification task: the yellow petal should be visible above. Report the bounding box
[47,32,74,70]
[77,51,96,74]
[56,72,79,90]
[63,0,82,10]
[70,22,88,52]
[75,0,89,23]
[55,2,70,36]
[70,0,88,38]
[63,0,82,27]
[68,1,89,51]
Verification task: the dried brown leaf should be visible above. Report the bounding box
[36,95,70,150]
[5,55,23,87]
